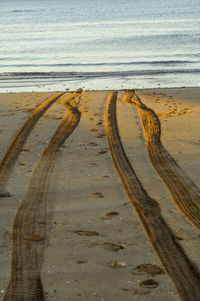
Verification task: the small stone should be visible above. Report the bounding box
[49,289,56,297]
[0,190,11,198]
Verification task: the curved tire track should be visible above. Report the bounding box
[123,90,200,231]
[105,91,200,300]
[3,94,81,301]
[0,92,65,189]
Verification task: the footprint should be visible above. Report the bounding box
[25,235,45,242]
[88,142,98,146]
[95,133,106,138]
[77,260,86,264]
[100,211,119,220]
[69,230,99,236]
[103,242,124,251]
[175,234,184,240]
[123,202,130,207]
[90,242,124,252]
[121,288,129,292]
[21,148,29,152]
[90,128,98,132]
[99,175,109,179]
[90,192,104,198]
[89,162,97,167]
[132,264,163,276]
[96,121,103,125]
[139,279,159,288]
[96,150,107,155]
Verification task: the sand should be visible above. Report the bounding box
[0,88,199,300]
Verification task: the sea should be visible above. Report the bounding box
[0,0,200,91]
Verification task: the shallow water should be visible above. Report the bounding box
[0,0,200,91]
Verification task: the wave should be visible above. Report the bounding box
[0,60,198,68]
[1,69,200,80]
[10,10,35,13]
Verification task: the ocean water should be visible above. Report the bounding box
[0,0,200,91]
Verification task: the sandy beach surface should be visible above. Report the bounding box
[0,88,199,300]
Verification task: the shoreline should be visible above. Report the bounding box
[0,88,199,300]
[0,72,200,92]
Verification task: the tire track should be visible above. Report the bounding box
[0,92,65,189]
[122,90,200,230]
[3,92,81,301]
[105,91,200,301]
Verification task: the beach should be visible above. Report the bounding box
[0,87,199,300]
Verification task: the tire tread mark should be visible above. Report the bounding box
[105,91,200,301]
[123,91,200,230]
[3,94,81,301]
[0,92,65,189]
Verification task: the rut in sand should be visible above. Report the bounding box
[3,91,81,301]
[0,92,65,189]
[122,90,200,231]
[105,91,200,301]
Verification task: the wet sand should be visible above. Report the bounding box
[0,88,200,300]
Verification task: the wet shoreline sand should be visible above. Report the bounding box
[0,87,199,300]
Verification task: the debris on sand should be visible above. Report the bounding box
[110,261,127,268]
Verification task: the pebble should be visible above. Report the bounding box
[49,289,56,297]
[0,190,11,197]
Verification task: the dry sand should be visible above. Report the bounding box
[0,88,199,300]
